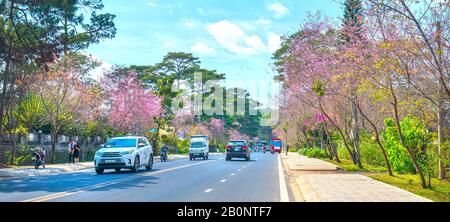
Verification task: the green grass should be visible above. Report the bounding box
[323,159,388,173]
[370,174,450,202]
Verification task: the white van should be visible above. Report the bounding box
[189,135,209,160]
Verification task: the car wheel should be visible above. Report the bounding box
[115,168,121,173]
[206,154,209,160]
[95,168,104,174]
[146,155,153,170]
[131,156,140,173]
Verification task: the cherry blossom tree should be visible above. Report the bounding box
[102,72,162,135]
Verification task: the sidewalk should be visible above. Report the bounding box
[0,153,201,179]
[281,152,431,202]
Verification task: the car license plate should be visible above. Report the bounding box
[235,147,240,151]
[104,160,116,163]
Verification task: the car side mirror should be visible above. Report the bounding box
[138,143,146,148]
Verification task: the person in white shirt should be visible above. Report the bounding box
[68,140,75,164]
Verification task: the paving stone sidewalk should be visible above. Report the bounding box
[282,152,432,202]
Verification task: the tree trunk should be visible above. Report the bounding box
[353,100,393,176]
[51,132,57,164]
[8,132,16,166]
[324,121,341,163]
[319,102,357,164]
[438,99,447,180]
[300,128,312,148]
[351,91,362,168]
[391,86,427,188]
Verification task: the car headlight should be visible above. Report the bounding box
[120,150,133,155]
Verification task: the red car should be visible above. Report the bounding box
[270,138,283,154]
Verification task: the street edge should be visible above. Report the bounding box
[278,154,290,202]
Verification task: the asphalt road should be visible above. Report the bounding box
[0,152,288,202]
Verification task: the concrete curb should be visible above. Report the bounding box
[296,176,322,202]
[281,153,324,202]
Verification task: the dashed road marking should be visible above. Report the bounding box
[231,173,235,176]
[220,179,227,183]
[204,189,213,193]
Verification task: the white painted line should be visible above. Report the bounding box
[220,179,227,183]
[231,173,235,176]
[204,189,213,193]
[278,155,290,202]
[238,169,242,171]
[22,160,216,202]
[243,166,247,168]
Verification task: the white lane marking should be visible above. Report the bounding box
[231,173,235,176]
[238,169,242,171]
[278,155,290,202]
[22,160,216,202]
[204,189,213,193]
[243,166,247,168]
[220,179,227,183]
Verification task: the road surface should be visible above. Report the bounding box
[0,152,289,202]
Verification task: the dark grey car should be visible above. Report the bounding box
[226,140,250,161]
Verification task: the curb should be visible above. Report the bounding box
[280,153,323,202]
[296,176,322,202]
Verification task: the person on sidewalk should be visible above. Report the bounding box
[68,140,75,164]
[73,142,81,165]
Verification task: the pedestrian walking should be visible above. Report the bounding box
[68,140,75,164]
[73,142,81,165]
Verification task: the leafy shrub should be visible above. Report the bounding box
[177,139,190,154]
[298,147,328,159]
[382,117,433,174]
[360,132,386,167]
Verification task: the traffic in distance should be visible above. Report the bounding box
[93,135,284,174]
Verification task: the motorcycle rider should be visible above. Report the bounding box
[33,147,46,169]
[160,143,169,161]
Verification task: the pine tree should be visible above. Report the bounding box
[342,0,364,44]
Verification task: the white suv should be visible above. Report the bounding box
[94,136,153,174]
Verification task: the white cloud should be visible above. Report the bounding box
[267,32,281,53]
[205,20,281,55]
[87,55,113,81]
[191,42,216,56]
[268,2,289,19]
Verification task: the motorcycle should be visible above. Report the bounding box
[32,148,46,169]
[160,149,168,162]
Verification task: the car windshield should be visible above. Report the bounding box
[105,139,137,148]
[190,141,204,148]
[228,141,246,146]
[272,140,282,147]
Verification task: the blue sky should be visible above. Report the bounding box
[87,0,342,101]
